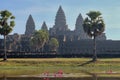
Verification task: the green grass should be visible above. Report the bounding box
[0,58,120,77]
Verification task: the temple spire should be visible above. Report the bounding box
[75,13,83,30]
[25,14,35,35]
[75,13,89,39]
[57,6,64,14]
[54,6,68,32]
[41,21,48,32]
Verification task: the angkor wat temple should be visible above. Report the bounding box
[0,6,120,56]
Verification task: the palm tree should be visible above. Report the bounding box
[30,30,49,52]
[0,10,15,61]
[83,11,105,61]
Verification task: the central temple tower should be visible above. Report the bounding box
[50,6,68,36]
[54,6,68,31]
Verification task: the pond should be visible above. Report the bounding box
[0,67,119,80]
[0,76,120,80]
[0,72,120,80]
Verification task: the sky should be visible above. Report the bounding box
[0,0,120,40]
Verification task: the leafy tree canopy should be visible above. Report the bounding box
[83,11,105,38]
[0,10,15,36]
[49,38,59,51]
[30,30,49,50]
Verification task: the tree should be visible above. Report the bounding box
[83,11,105,61]
[30,30,49,52]
[49,38,59,52]
[0,10,15,61]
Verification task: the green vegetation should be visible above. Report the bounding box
[30,30,49,51]
[0,58,119,77]
[0,10,15,61]
[49,38,59,51]
[83,11,105,61]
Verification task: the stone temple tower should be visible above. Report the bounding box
[75,13,89,39]
[53,6,68,33]
[25,14,35,35]
[41,21,48,32]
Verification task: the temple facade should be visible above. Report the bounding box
[0,6,120,55]
[50,6,106,41]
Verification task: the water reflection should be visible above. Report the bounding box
[0,75,120,80]
[0,70,120,80]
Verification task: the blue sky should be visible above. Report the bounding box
[0,0,120,40]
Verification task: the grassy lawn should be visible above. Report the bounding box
[0,58,120,77]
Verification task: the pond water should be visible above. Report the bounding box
[0,73,120,80]
[0,77,120,80]
[0,70,120,80]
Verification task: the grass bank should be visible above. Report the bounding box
[0,58,120,77]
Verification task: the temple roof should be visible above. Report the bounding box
[41,21,48,31]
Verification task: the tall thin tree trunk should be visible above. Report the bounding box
[93,74,97,80]
[3,35,7,61]
[93,35,97,61]
[41,46,44,53]
[3,75,7,80]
